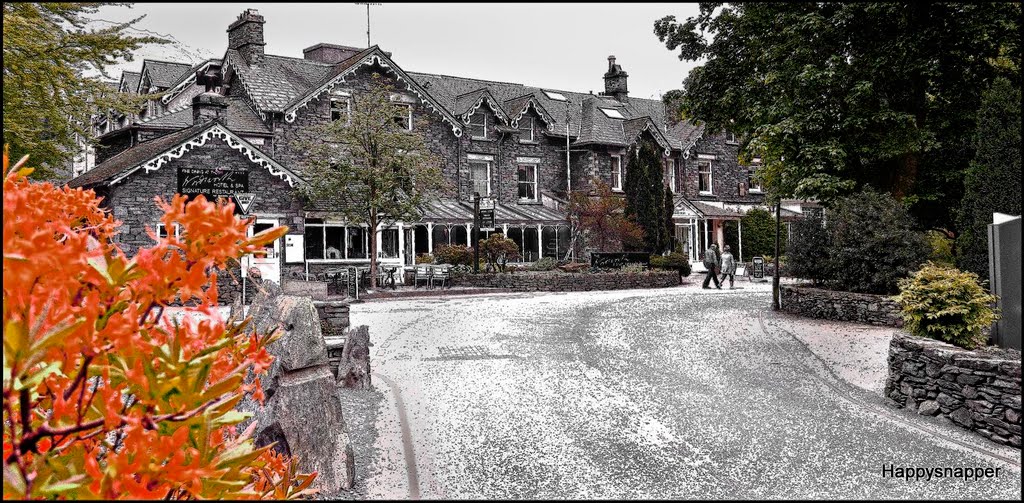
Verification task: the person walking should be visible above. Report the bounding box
[719,244,737,289]
[702,243,722,289]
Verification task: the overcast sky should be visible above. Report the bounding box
[93,3,702,100]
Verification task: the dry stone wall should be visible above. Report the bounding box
[885,332,1022,448]
[781,284,903,327]
[452,270,679,292]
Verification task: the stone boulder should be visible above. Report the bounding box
[238,291,354,493]
[338,325,371,389]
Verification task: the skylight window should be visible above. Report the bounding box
[600,108,625,119]
[542,90,567,101]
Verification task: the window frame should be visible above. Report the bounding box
[666,159,677,194]
[469,111,487,139]
[154,221,181,240]
[748,158,763,193]
[303,221,371,262]
[725,131,738,144]
[698,160,713,195]
[542,90,567,101]
[467,153,493,197]
[599,107,625,119]
[517,161,539,202]
[330,96,351,124]
[392,102,412,131]
[610,155,623,191]
[517,116,534,142]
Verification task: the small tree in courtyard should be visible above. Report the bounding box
[826,190,929,294]
[296,73,446,288]
[567,179,644,254]
[739,207,781,259]
[478,233,520,272]
[2,150,315,499]
[786,213,830,285]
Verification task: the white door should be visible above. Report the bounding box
[246,218,281,284]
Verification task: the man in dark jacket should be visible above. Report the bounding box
[702,243,722,289]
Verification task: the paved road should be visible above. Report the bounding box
[351,284,1021,499]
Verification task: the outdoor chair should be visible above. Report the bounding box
[414,264,432,289]
[430,264,451,290]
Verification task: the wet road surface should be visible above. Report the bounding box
[351,285,1021,499]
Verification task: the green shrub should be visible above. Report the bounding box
[434,244,473,266]
[786,213,830,285]
[478,233,520,272]
[415,253,434,264]
[893,262,999,349]
[529,256,558,271]
[925,230,955,266]
[826,191,929,294]
[651,252,691,277]
[739,207,785,258]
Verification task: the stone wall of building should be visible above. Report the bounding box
[680,132,764,205]
[781,284,903,327]
[106,135,307,301]
[269,62,462,201]
[452,270,679,291]
[885,332,1021,448]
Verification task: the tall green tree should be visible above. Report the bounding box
[295,74,446,288]
[956,77,1022,280]
[3,3,165,178]
[654,3,1021,233]
[623,138,667,252]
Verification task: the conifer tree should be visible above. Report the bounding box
[624,138,666,252]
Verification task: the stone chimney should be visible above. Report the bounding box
[193,92,229,124]
[228,9,266,66]
[602,55,629,101]
[303,43,362,64]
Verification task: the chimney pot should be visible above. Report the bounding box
[228,9,266,66]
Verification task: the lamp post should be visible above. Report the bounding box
[772,199,781,311]
[473,192,480,274]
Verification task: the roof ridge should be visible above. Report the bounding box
[406,71,524,87]
[141,58,193,67]
[263,53,334,66]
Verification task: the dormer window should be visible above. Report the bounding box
[600,108,625,119]
[392,103,412,130]
[469,112,487,139]
[542,90,567,101]
[518,117,534,142]
[725,131,738,144]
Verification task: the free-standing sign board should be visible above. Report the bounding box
[752,256,765,279]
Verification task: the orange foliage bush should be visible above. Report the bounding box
[2,149,316,499]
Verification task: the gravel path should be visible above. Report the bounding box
[345,285,1020,499]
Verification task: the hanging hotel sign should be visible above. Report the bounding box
[176,167,248,200]
[479,197,495,231]
[233,193,256,214]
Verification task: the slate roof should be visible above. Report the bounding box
[161,59,223,102]
[405,71,700,150]
[119,71,141,93]
[132,97,272,135]
[140,60,193,89]
[225,49,336,113]
[68,122,213,188]
[419,199,566,224]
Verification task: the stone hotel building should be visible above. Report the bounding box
[69,9,812,286]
